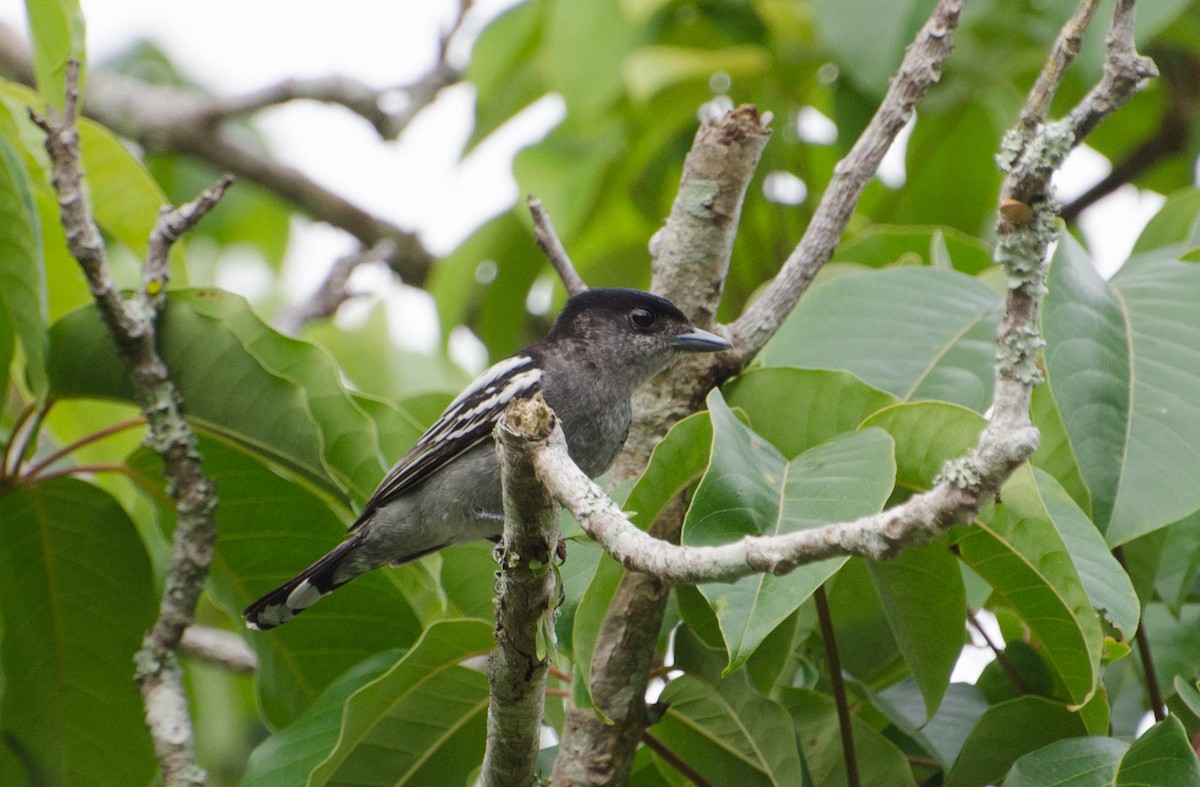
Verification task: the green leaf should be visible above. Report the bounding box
[1115,716,1200,785]
[128,438,424,728]
[723,367,897,460]
[868,544,964,720]
[1005,736,1127,786]
[946,696,1089,787]
[781,687,917,786]
[861,400,983,491]
[49,289,391,503]
[310,619,494,785]
[1129,187,1200,260]
[653,675,805,787]
[812,0,925,96]
[545,0,639,120]
[239,649,399,786]
[1045,235,1200,544]
[1029,381,1092,514]
[625,410,712,530]
[833,225,993,275]
[952,481,1103,705]
[23,0,86,110]
[0,478,156,786]
[0,131,45,394]
[761,267,1002,412]
[874,680,989,767]
[1025,468,1139,641]
[684,390,896,672]
[78,119,180,276]
[623,45,767,103]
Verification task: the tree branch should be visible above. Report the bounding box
[273,239,397,335]
[528,195,586,297]
[30,61,226,787]
[728,0,965,363]
[0,21,440,285]
[482,394,563,786]
[179,626,257,674]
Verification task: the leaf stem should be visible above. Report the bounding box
[1114,546,1165,721]
[21,415,147,480]
[815,585,860,787]
[640,731,713,787]
[1,401,37,473]
[966,609,1030,695]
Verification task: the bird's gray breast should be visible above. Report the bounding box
[544,384,633,478]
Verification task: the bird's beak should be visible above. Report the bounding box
[674,327,732,353]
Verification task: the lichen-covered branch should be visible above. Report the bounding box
[729,0,965,363]
[482,395,562,786]
[30,61,227,787]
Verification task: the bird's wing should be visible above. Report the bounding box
[354,354,543,524]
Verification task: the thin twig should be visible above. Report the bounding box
[1018,0,1102,130]
[273,239,397,335]
[966,609,1030,695]
[21,415,146,479]
[815,586,859,787]
[527,196,586,296]
[728,0,965,362]
[640,731,714,787]
[32,60,226,787]
[1114,546,1166,721]
[179,626,257,674]
[2,400,37,473]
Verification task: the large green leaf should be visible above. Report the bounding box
[952,493,1103,706]
[652,675,805,787]
[309,619,494,785]
[49,289,393,503]
[812,0,926,96]
[760,267,1002,412]
[23,0,86,110]
[625,410,712,530]
[1044,235,1200,544]
[722,367,897,460]
[0,478,156,786]
[1004,736,1127,787]
[239,649,399,786]
[0,131,45,393]
[867,543,964,720]
[831,225,994,275]
[684,390,896,672]
[1114,716,1200,785]
[945,696,1089,787]
[128,438,423,729]
[781,688,917,786]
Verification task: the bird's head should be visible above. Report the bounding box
[547,288,731,387]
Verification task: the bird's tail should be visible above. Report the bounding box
[243,530,368,630]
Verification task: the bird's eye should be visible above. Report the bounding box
[630,308,656,329]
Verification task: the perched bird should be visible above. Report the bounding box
[244,288,731,629]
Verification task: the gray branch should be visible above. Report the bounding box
[482,395,563,786]
[179,626,257,674]
[528,195,587,297]
[31,61,227,787]
[729,0,965,362]
[0,21,441,286]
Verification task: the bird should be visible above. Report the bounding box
[243,288,731,629]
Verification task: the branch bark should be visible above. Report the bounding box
[728,0,964,363]
[31,61,228,787]
[0,20,447,286]
[482,394,563,786]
